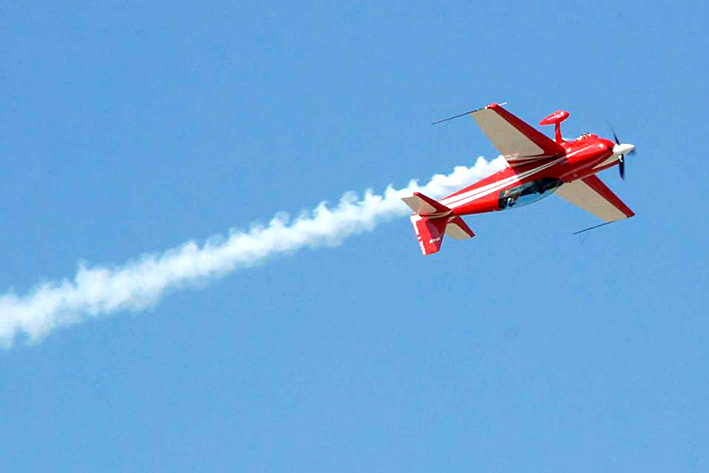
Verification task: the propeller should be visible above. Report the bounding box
[610,128,636,180]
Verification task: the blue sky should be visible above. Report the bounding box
[1,0,708,471]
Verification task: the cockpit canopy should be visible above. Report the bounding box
[576,133,598,140]
[498,178,563,211]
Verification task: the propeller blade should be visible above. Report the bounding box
[612,130,620,145]
[608,124,632,180]
[618,155,626,180]
[608,124,620,145]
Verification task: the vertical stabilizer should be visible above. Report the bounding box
[402,191,475,256]
[410,215,448,255]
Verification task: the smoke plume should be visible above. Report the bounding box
[0,157,505,347]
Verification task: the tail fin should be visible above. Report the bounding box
[402,192,475,256]
[410,215,448,255]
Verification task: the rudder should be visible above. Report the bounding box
[410,215,448,256]
[402,191,475,256]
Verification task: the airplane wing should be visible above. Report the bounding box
[555,175,635,222]
[469,103,565,165]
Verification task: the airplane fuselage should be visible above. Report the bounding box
[441,134,619,216]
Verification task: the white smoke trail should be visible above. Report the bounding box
[0,157,506,347]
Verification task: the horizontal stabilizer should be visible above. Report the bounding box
[445,216,475,240]
[401,192,451,216]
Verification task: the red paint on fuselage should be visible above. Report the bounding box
[442,134,619,217]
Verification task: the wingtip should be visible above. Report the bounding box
[486,101,507,108]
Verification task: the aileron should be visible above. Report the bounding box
[555,175,634,222]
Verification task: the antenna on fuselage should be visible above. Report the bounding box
[539,110,570,144]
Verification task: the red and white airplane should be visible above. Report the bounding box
[403,103,636,255]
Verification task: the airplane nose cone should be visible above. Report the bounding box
[613,143,635,155]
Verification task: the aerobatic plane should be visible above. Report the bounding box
[402,103,636,255]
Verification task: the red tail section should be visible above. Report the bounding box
[410,215,448,255]
[402,192,475,256]
[445,216,475,240]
